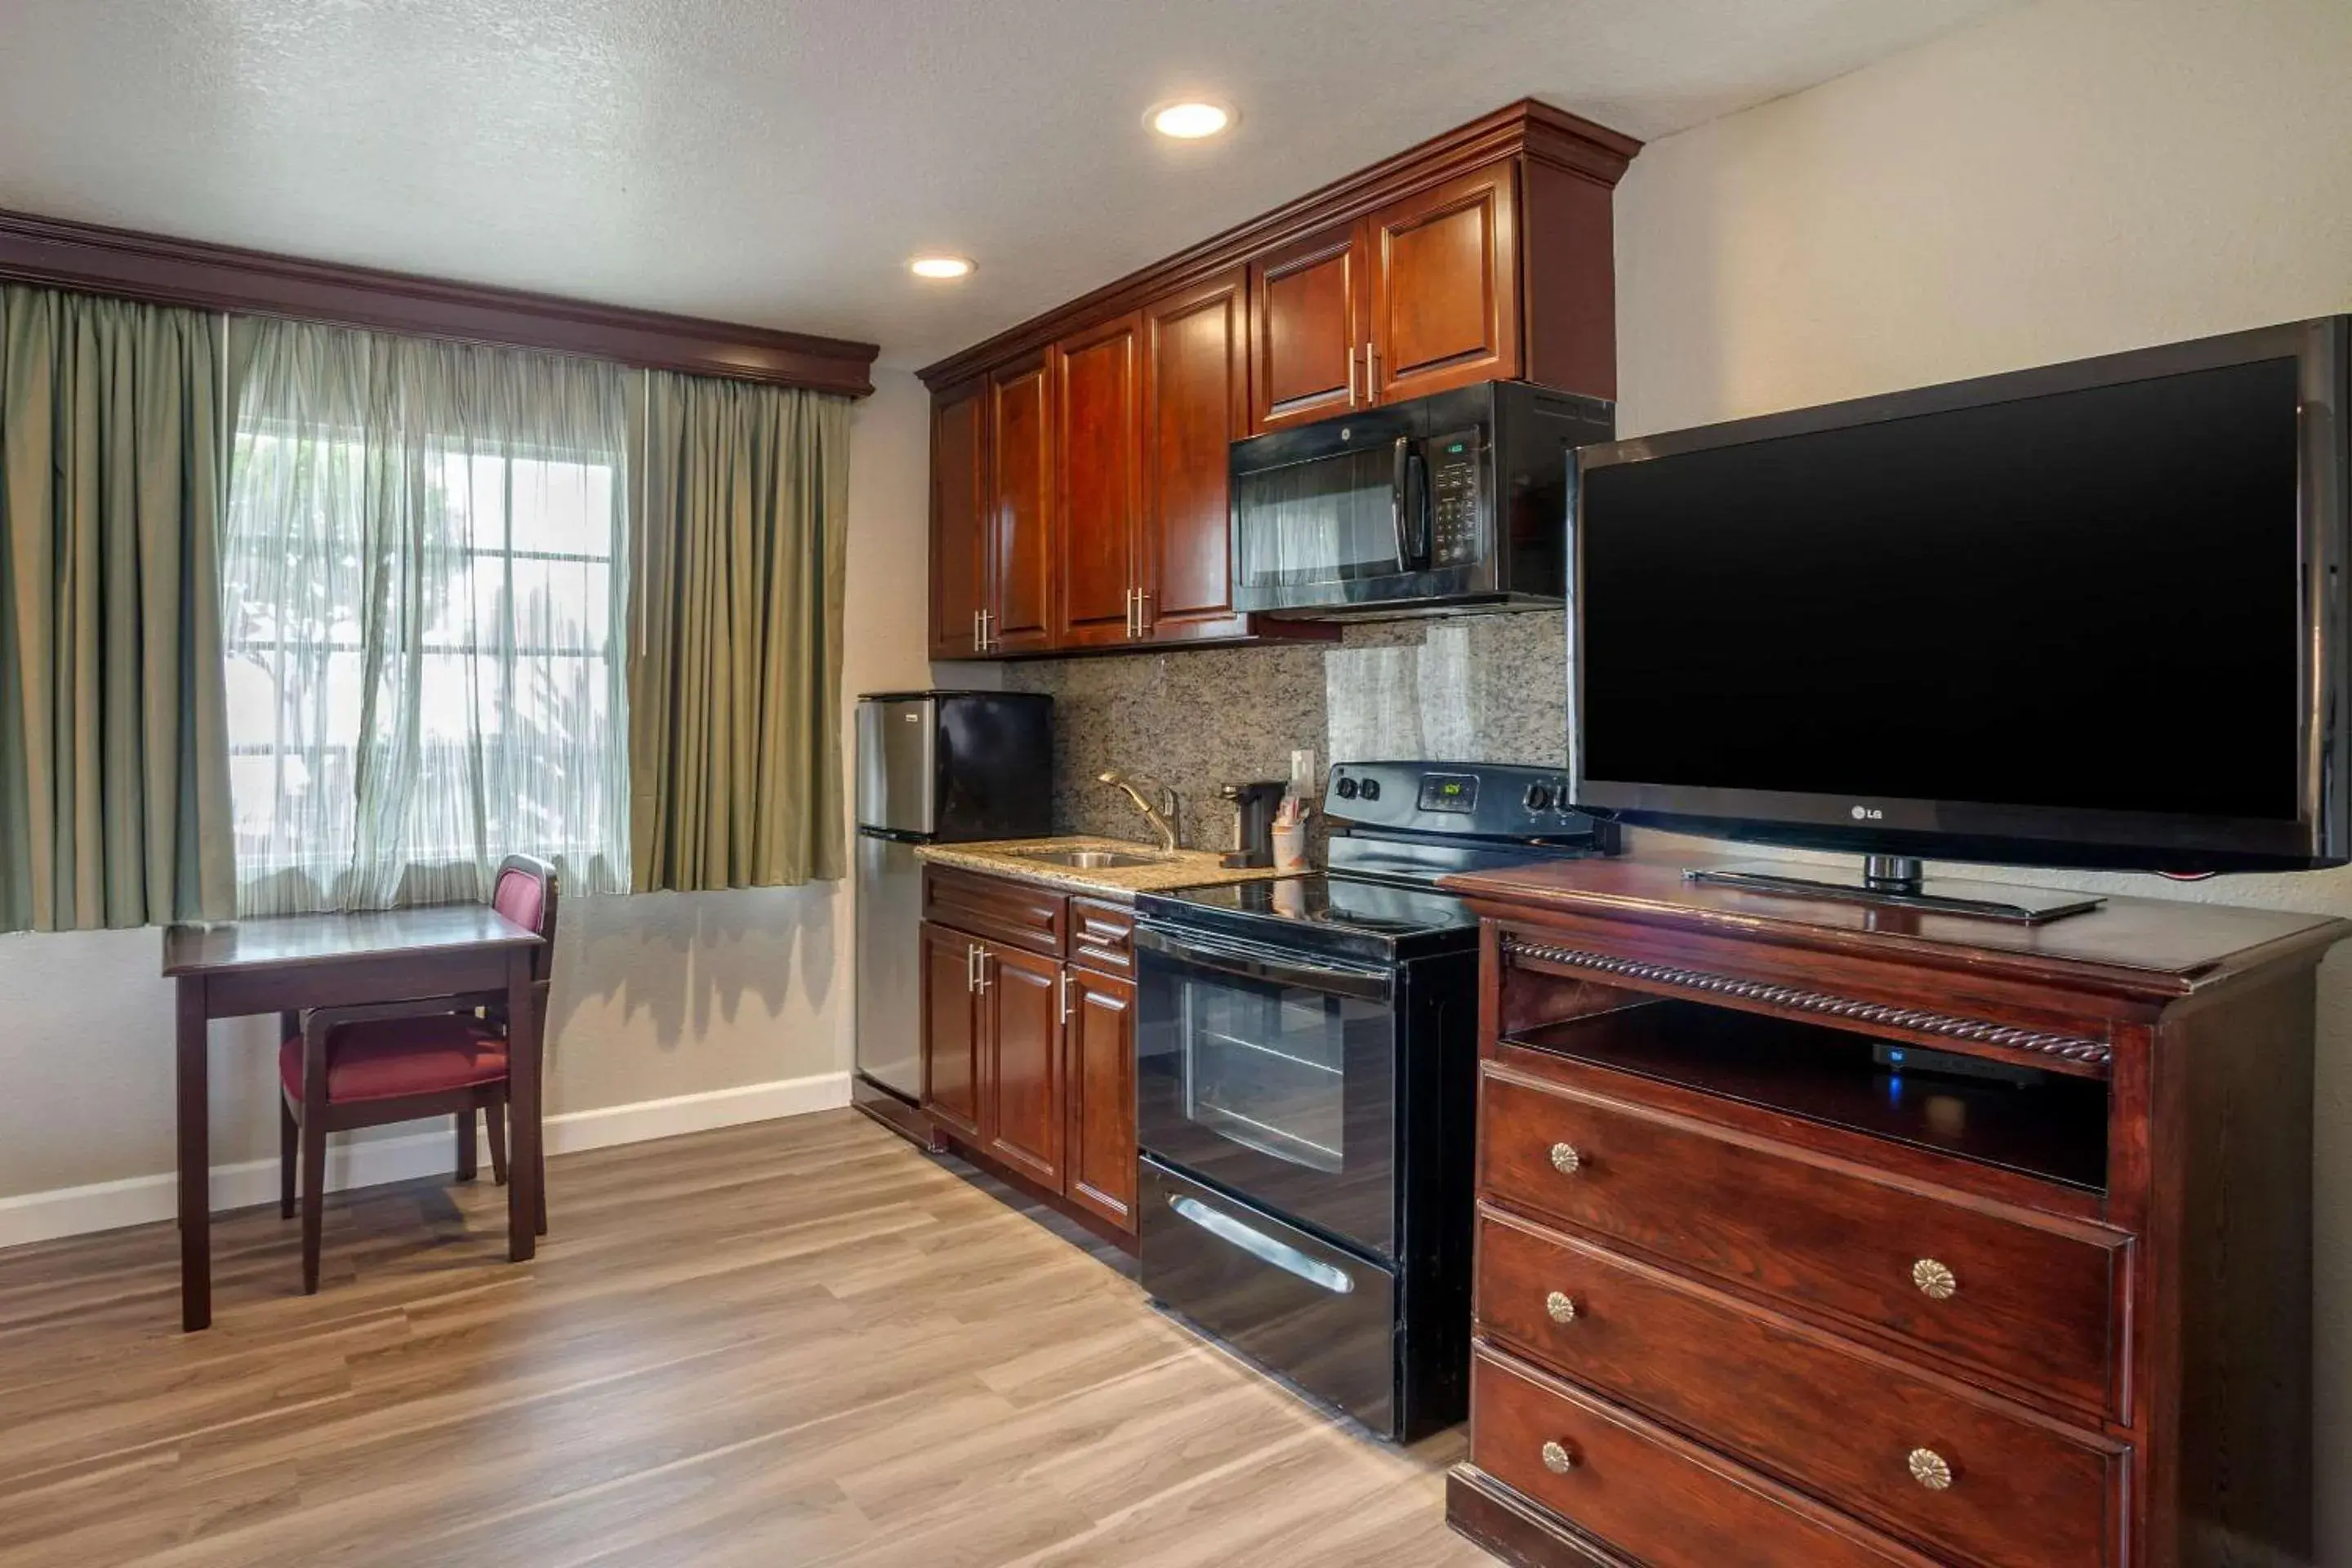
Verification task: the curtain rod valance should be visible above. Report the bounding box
[0,208,879,399]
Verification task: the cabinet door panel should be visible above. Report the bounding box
[920,921,982,1138]
[985,945,1066,1187]
[1249,223,1365,433]
[1064,968,1137,1231]
[1140,271,1249,642]
[928,381,987,658]
[987,354,1056,653]
[1054,314,1142,648]
[1368,162,1519,403]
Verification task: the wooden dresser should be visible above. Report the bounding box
[1437,858,2344,1568]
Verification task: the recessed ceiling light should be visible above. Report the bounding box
[1147,100,1236,140]
[909,254,975,280]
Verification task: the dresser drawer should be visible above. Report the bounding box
[924,866,1067,956]
[1479,1065,2128,1414]
[1477,1205,2125,1567]
[1067,896,1134,976]
[1472,1344,1936,1568]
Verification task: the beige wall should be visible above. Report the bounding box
[1611,0,2352,1552]
[0,365,937,1214]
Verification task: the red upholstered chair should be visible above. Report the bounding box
[277,854,559,1293]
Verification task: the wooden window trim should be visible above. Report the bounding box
[0,207,878,397]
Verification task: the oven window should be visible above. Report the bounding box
[1184,982,1351,1171]
[1233,449,1404,588]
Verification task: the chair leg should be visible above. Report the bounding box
[485,1096,510,1187]
[279,1100,297,1220]
[300,1117,327,1296]
[456,1107,478,1182]
[536,1142,548,1238]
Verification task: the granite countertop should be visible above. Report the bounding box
[916,836,1294,901]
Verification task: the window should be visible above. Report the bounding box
[220,322,631,915]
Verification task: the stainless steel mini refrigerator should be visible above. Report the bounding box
[854,691,1053,1102]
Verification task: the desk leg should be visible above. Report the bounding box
[506,948,540,1264]
[176,977,211,1332]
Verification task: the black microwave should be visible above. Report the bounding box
[1227,381,1614,617]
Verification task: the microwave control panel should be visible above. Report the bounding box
[1428,431,1486,567]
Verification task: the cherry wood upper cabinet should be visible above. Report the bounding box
[919,100,1641,658]
[983,944,1066,1189]
[1248,223,1366,434]
[1367,161,1520,403]
[1053,313,1143,648]
[1140,270,1251,643]
[927,379,987,659]
[1062,967,1137,1232]
[918,920,982,1140]
[985,354,1056,654]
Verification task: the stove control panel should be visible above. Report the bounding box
[1326,762,1603,842]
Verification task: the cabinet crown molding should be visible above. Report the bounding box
[916,97,1640,393]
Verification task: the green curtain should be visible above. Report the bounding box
[0,286,234,933]
[630,372,853,892]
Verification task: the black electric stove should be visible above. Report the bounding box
[1131,761,1618,1441]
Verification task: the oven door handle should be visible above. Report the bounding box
[1169,1194,1358,1295]
[1134,925,1393,1001]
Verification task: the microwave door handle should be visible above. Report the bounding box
[1390,435,1416,568]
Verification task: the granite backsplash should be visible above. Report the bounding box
[1000,610,1570,853]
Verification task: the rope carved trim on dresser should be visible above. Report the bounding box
[1499,935,2114,1069]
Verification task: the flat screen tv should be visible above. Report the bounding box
[1570,318,2352,879]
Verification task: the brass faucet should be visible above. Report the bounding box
[1098,770,1180,851]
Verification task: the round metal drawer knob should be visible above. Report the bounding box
[1908,1447,1954,1491]
[1545,1290,1579,1325]
[1548,1142,1584,1175]
[1912,1258,1958,1301]
[1541,1440,1578,1475]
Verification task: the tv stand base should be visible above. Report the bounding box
[1686,858,2104,924]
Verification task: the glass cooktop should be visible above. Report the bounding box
[1138,873,1481,956]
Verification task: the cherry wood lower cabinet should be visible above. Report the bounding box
[1062,965,1138,1230]
[982,943,1067,1187]
[917,920,984,1139]
[920,866,1138,1242]
[1441,857,2345,1568]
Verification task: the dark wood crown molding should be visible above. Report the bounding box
[0,209,878,398]
[915,98,1641,391]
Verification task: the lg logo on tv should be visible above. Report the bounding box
[1850,804,1883,821]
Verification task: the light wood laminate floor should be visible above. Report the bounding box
[0,1111,1492,1567]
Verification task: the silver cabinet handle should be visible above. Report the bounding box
[975,947,991,991]
[1059,970,1074,1022]
[971,609,982,653]
[1347,338,1359,405]
[1124,587,1137,639]
[1365,341,1379,399]
[1137,589,1150,635]
[965,942,978,992]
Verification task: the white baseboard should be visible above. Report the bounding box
[0,1071,852,1252]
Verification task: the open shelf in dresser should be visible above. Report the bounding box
[1503,998,2109,1192]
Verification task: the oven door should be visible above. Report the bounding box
[1134,924,1398,1258]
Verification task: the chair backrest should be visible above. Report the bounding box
[491,853,560,989]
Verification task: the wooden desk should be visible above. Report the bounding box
[161,906,545,1331]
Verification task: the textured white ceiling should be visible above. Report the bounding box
[0,0,2016,368]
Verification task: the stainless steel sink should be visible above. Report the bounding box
[1006,847,1173,870]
